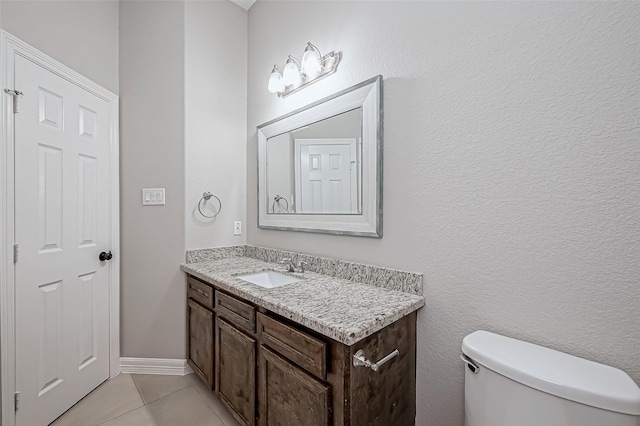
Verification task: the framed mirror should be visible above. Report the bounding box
[257,75,382,237]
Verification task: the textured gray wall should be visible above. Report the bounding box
[119,1,187,359]
[246,2,640,425]
[185,0,248,250]
[1,1,119,94]
[119,0,248,359]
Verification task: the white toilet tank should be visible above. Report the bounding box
[461,331,640,426]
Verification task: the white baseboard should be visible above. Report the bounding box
[120,357,194,376]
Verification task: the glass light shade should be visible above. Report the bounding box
[323,54,336,70]
[282,59,302,87]
[301,47,322,79]
[267,68,285,93]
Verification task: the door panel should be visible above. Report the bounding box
[14,54,112,426]
[258,346,330,426]
[78,154,98,248]
[36,280,63,397]
[38,144,63,252]
[216,318,256,426]
[78,272,98,370]
[187,299,215,389]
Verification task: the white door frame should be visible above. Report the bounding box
[0,31,120,426]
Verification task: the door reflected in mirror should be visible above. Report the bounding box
[257,75,382,237]
[266,108,362,215]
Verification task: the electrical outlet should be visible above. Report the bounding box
[233,221,242,236]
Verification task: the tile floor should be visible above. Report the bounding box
[50,373,240,426]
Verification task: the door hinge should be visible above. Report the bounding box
[13,243,18,264]
[14,391,20,412]
[4,88,23,113]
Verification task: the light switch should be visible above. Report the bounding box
[142,188,165,205]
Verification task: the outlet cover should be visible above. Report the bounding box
[142,188,166,205]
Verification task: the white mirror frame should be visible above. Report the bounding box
[257,75,383,237]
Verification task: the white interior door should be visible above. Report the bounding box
[13,54,112,426]
[295,138,358,214]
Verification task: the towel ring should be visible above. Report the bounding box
[272,195,289,213]
[198,192,222,218]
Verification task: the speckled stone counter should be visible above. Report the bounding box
[187,245,424,295]
[181,256,424,346]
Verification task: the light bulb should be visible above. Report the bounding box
[282,57,302,87]
[267,66,285,93]
[301,44,322,80]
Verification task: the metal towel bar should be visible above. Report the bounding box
[353,349,399,372]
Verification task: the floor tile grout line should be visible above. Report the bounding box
[93,374,145,426]
[95,402,146,426]
[187,378,234,426]
[189,379,218,409]
[131,373,195,405]
[143,382,195,405]
[129,374,144,404]
[55,373,231,426]
[95,382,222,426]
[50,375,114,426]
[188,384,227,426]
[95,403,144,426]
[94,384,158,426]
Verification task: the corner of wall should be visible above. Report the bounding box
[184,0,248,251]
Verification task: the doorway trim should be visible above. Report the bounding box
[0,31,120,426]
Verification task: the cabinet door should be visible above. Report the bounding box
[187,298,214,389]
[349,312,417,426]
[258,346,330,426]
[216,318,256,426]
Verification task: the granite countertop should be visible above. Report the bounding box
[181,256,425,346]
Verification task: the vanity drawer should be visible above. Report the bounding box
[188,276,214,309]
[216,291,256,334]
[257,312,327,380]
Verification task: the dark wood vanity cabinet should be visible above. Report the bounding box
[348,314,417,426]
[187,298,215,389]
[258,346,331,426]
[187,275,258,426]
[186,274,417,426]
[215,318,256,426]
[256,312,331,425]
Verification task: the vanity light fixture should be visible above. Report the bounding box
[267,42,342,98]
[282,56,302,87]
[267,65,285,94]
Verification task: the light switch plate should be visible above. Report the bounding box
[142,188,166,205]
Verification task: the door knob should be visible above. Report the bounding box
[99,251,113,261]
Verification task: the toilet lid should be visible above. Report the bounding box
[462,330,640,415]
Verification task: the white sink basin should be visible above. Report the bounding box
[236,270,301,288]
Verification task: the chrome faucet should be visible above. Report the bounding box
[280,258,307,273]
